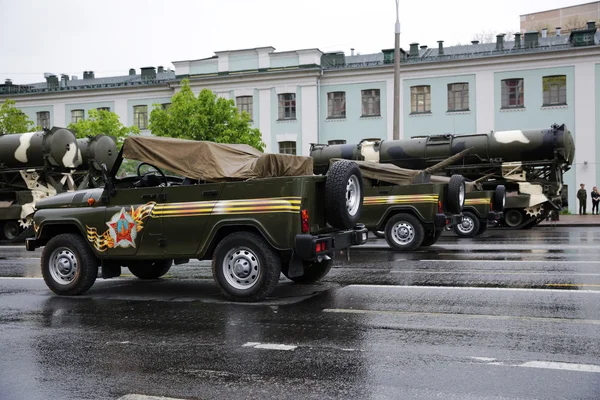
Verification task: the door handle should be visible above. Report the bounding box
[203,190,219,196]
[141,193,157,200]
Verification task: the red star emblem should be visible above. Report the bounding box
[106,208,138,248]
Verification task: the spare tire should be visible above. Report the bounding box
[447,175,466,214]
[494,185,506,211]
[325,160,363,230]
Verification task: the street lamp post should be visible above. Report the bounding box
[393,0,401,140]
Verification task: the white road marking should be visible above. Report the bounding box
[517,361,600,373]
[420,259,600,264]
[118,395,188,400]
[390,270,600,276]
[323,308,600,325]
[346,284,600,294]
[0,277,43,280]
[242,342,297,351]
[470,357,497,362]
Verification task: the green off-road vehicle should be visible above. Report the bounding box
[25,136,368,302]
[450,185,505,238]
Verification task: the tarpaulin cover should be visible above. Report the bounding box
[330,159,421,185]
[122,136,314,182]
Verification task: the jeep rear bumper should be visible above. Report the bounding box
[437,213,462,228]
[295,224,368,260]
[488,211,503,221]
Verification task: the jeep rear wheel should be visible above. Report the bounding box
[421,228,443,247]
[128,260,172,280]
[284,259,333,284]
[41,233,98,296]
[325,160,363,230]
[453,211,480,238]
[212,232,281,302]
[384,213,425,252]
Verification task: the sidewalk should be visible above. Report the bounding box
[538,214,600,227]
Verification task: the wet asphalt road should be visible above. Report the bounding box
[1,226,600,400]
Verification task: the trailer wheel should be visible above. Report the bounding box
[284,259,333,284]
[41,233,99,296]
[447,175,466,214]
[325,160,363,230]
[384,213,425,252]
[212,231,281,302]
[453,211,480,238]
[421,228,443,247]
[1,221,21,241]
[504,209,524,228]
[494,185,506,211]
[128,260,172,279]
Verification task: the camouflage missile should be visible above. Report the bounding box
[0,127,81,170]
[76,134,118,171]
[310,124,574,172]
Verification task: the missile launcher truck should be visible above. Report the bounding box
[0,127,117,242]
[310,123,573,229]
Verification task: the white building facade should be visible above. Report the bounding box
[2,25,600,213]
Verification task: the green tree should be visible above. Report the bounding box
[149,79,265,151]
[67,109,139,144]
[0,99,35,134]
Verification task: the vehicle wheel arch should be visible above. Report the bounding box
[376,206,429,231]
[199,222,284,260]
[462,206,484,219]
[36,221,88,248]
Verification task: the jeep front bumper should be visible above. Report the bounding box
[295,224,368,260]
[25,238,37,251]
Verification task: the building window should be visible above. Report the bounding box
[96,107,110,112]
[236,96,253,119]
[361,89,380,116]
[71,109,84,123]
[447,83,469,111]
[501,79,524,108]
[278,93,296,120]
[133,105,148,130]
[36,111,50,129]
[542,75,567,106]
[279,141,296,155]
[327,91,346,118]
[410,85,431,114]
[328,140,347,145]
[161,103,171,111]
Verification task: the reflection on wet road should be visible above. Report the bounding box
[1,227,600,399]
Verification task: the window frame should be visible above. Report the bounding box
[36,111,50,128]
[133,105,148,130]
[161,103,171,111]
[236,96,253,120]
[542,75,567,106]
[278,141,297,155]
[278,93,296,120]
[327,91,346,119]
[361,89,381,117]
[410,85,431,114]
[447,83,470,112]
[71,109,85,124]
[501,78,525,109]
[96,107,110,112]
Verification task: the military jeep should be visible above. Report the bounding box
[25,136,368,302]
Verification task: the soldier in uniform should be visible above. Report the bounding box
[577,183,587,215]
[591,186,599,215]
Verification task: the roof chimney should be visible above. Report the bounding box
[350,48,355,56]
[514,32,521,49]
[141,66,157,81]
[46,75,59,88]
[157,66,164,73]
[420,45,427,50]
[496,34,505,50]
[541,28,548,38]
[88,71,94,79]
[556,27,561,36]
[524,31,539,48]
[129,68,136,76]
[587,20,596,31]
[437,40,444,55]
[409,42,419,57]
[471,40,479,45]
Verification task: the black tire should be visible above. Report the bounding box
[212,231,281,302]
[504,209,524,228]
[372,230,385,239]
[384,213,425,252]
[1,220,21,241]
[128,260,172,280]
[494,185,506,211]
[284,259,333,284]
[41,233,99,296]
[477,222,488,235]
[325,160,363,230]
[453,211,480,238]
[421,229,443,247]
[447,175,466,214]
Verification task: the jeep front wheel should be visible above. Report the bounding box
[212,232,281,302]
[128,260,172,280]
[41,233,98,296]
[284,259,333,284]
[384,213,425,252]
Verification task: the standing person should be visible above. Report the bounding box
[592,186,600,215]
[577,183,587,215]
